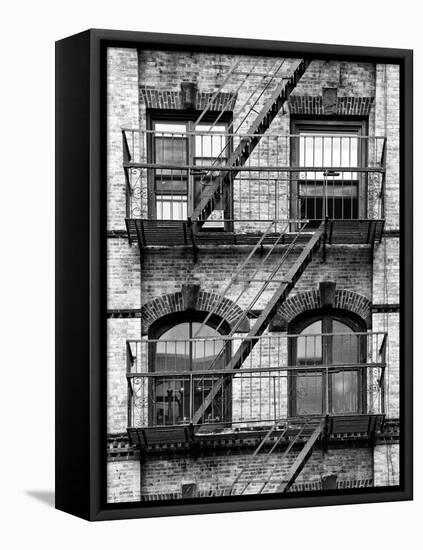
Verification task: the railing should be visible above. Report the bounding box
[122,129,387,225]
[126,331,387,428]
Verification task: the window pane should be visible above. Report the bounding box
[299,133,359,180]
[295,373,323,415]
[156,196,187,220]
[331,371,358,413]
[297,321,322,364]
[155,177,188,194]
[154,134,188,201]
[154,122,187,134]
[195,124,226,159]
[299,182,358,197]
[299,183,358,220]
[331,320,359,365]
[155,137,187,165]
[191,322,225,370]
[156,323,190,372]
[153,376,190,425]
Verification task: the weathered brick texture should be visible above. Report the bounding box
[107,47,139,230]
[289,95,375,116]
[276,288,371,326]
[374,443,400,486]
[106,49,401,501]
[139,245,373,311]
[107,461,140,503]
[107,446,373,503]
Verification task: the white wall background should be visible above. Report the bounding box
[0,0,420,547]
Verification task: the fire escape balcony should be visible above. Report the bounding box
[122,129,387,248]
[126,331,387,448]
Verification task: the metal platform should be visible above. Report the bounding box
[125,219,385,248]
[127,414,385,451]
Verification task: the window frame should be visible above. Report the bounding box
[290,118,368,222]
[288,310,368,417]
[148,310,232,426]
[146,109,233,225]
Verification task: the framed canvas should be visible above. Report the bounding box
[55,29,413,521]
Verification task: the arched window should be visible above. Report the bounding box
[149,312,231,426]
[289,312,366,416]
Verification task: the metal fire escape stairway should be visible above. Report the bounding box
[189,58,311,228]
[192,221,326,424]
[125,57,311,247]
[229,419,324,496]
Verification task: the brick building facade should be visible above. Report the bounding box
[106,47,400,502]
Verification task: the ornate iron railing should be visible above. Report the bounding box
[122,129,387,225]
[126,331,387,428]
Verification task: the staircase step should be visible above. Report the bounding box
[192,223,325,424]
[190,58,311,223]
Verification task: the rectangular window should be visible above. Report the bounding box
[291,121,367,222]
[149,117,231,225]
[153,122,189,221]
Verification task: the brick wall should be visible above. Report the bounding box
[372,312,400,418]
[373,443,400,486]
[292,61,376,98]
[106,48,401,500]
[107,446,373,503]
[108,318,141,432]
[107,460,140,503]
[375,65,400,230]
[139,245,372,310]
[107,47,139,229]
[107,237,141,310]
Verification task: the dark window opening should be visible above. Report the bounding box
[149,313,232,425]
[289,312,367,416]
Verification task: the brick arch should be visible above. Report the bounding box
[274,287,371,329]
[140,284,249,335]
[140,87,237,111]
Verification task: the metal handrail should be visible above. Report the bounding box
[126,338,388,428]
[127,330,387,345]
[121,128,388,140]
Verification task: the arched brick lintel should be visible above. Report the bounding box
[141,284,249,335]
[273,288,372,330]
[140,87,237,112]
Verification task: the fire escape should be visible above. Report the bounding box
[122,57,388,494]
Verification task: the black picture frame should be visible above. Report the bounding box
[55,29,413,521]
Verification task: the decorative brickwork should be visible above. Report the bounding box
[107,308,142,319]
[140,284,249,334]
[288,95,374,116]
[107,433,139,461]
[140,87,237,111]
[137,478,373,500]
[275,288,371,327]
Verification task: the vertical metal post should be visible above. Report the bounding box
[189,373,193,424]
[325,366,329,416]
[273,376,277,422]
[187,121,194,219]
[322,216,328,263]
[323,170,328,220]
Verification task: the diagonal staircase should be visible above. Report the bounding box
[230,419,325,496]
[192,222,326,424]
[189,58,311,225]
